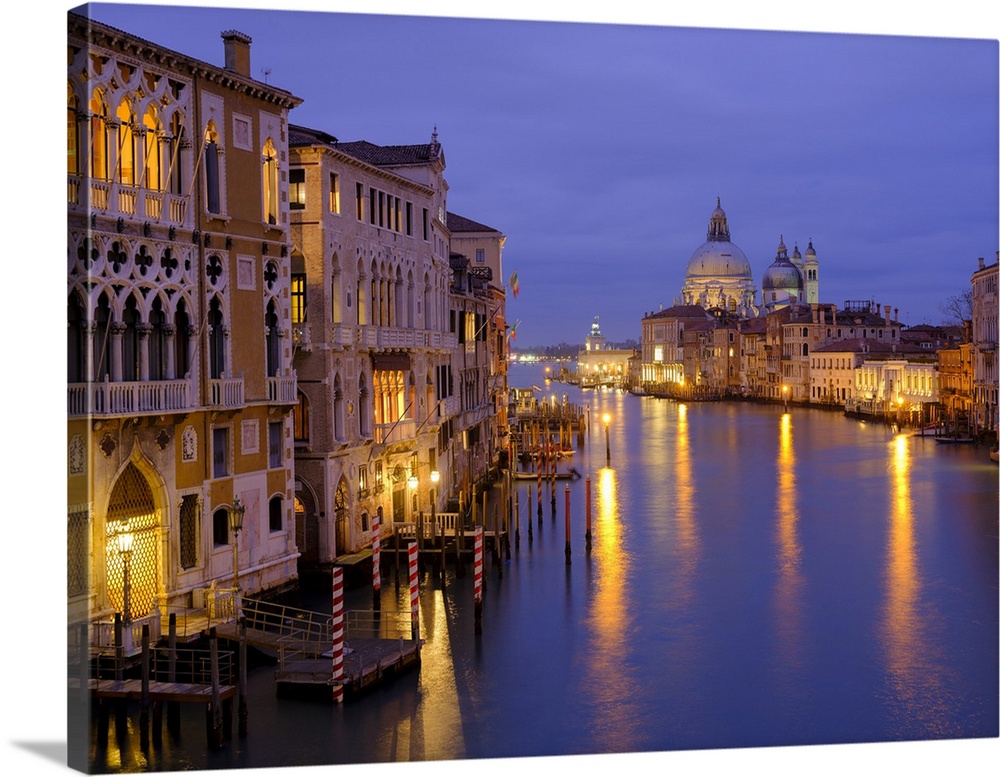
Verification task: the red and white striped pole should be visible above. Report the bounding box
[330,567,344,704]
[408,541,419,643]
[474,525,484,634]
[372,512,381,610]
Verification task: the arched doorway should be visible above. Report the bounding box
[293,491,319,567]
[334,477,349,557]
[105,462,160,620]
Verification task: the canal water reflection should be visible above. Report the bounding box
[89,361,998,772]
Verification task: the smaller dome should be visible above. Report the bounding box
[805,240,817,259]
[762,262,802,291]
[791,244,802,260]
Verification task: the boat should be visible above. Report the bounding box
[990,448,998,463]
[934,436,975,445]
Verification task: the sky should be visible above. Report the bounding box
[70,0,998,347]
[3,3,998,777]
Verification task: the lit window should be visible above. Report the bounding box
[329,173,340,213]
[291,273,306,324]
[289,168,305,210]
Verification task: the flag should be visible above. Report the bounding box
[508,319,521,341]
[508,270,520,298]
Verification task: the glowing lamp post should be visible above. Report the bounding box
[896,396,904,429]
[603,412,611,468]
[117,519,134,626]
[230,496,245,617]
[782,384,789,413]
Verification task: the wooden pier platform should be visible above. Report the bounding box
[275,635,421,700]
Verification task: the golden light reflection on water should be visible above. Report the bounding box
[880,433,949,735]
[774,412,804,674]
[584,466,643,751]
[672,404,700,601]
[382,588,465,762]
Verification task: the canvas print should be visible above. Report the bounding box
[56,1,998,775]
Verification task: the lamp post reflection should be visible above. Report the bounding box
[774,412,804,679]
[603,412,611,467]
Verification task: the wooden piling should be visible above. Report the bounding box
[372,512,382,610]
[514,489,520,549]
[167,613,180,735]
[140,624,150,750]
[238,617,248,736]
[564,485,572,565]
[474,525,484,635]
[331,568,345,704]
[586,474,593,554]
[207,627,223,750]
[408,542,419,643]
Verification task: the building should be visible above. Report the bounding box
[640,304,714,390]
[287,123,457,563]
[970,253,998,438]
[576,317,635,387]
[68,15,303,629]
[679,199,759,317]
[447,212,509,488]
[853,343,940,425]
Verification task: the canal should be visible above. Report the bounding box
[87,361,998,773]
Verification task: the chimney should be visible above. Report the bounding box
[979,257,986,270]
[222,30,252,77]
[883,305,891,326]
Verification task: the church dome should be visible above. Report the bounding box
[684,199,753,280]
[761,234,802,291]
[761,262,802,291]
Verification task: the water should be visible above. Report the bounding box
[88,361,998,772]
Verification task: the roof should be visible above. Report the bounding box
[289,124,441,167]
[447,212,500,233]
[68,12,303,109]
[642,305,713,321]
[812,338,931,357]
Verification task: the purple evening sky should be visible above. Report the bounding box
[79,2,998,347]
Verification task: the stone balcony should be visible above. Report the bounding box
[68,174,189,226]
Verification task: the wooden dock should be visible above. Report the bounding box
[275,635,421,700]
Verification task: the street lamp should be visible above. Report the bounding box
[229,496,245,616]
[602,412,611,467]
[117,519,134,625]
[896,396,904,429]
[782,384,789,413]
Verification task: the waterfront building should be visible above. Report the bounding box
[447,212,510,491]
[640,304,714,390]
[287,123,457,561]
[938,324,975,433]
[853,343,940,424]
[970,253,998,437]
[68,14,304,627]
[576,317,635,387]
[679,199,759,317]
[737,316,768,398]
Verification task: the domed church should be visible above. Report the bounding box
[680,199,759,317]
[760,235,820,311]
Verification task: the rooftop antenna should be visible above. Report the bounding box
[261,66,271,84]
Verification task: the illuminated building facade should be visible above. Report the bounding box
[287,124,456,561]
[68,14,303,627]
[447,213,510,487]
[680,199,759,317]
[970,254,998,436]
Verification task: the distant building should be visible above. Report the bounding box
[679,199,759,317]
[577,317,635,387]
[970,253,998,437]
